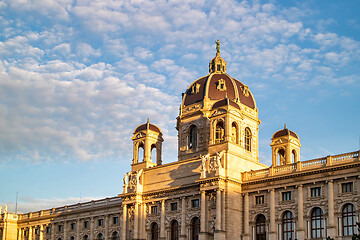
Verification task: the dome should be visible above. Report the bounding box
[134,120,161,134]
[272,125,299,139]
[181,40,256,110]
[182,69,256,110]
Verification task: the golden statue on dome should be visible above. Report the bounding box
[215,39,220,53]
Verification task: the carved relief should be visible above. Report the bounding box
[216,78,227,91]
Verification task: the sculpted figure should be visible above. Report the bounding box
[200,153,210,177]
[216,150,225,169]
[215,39,220,53]
[136,169,143,185]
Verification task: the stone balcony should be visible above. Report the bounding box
[242,151,360,181]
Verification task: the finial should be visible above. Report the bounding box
[215,39,220,54]
[284,123,287,129]
[147,118,150,129]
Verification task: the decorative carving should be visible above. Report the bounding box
[242,85,249,97]
[135,132,146,139]
[216,78,227,91]
[191,83,201,94]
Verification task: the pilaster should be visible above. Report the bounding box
[296,185,305,239]
[269,189,276,240]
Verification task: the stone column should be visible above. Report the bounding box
[122,204,127,240]
[269,189,276,240]
[63,222,67,240]
[105,215,109,240]
[29,227,33,240]
[90,217,94,240]
[199,191,207,240]
[39,225,44,240]
[216,189,222,231]
[327,180,336,236]
[51,224,54,240]
[76,219,80,240]
[296,185,305,239]
[180,197,186,240]
[134,203,139,239]
[141,203,147,239]
[214,189,225,240]
[17,228,22,240]
[243,193,250,240]
[160,200,166,239]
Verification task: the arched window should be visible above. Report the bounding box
[189,125,197,149]
[342,203,357,236]
[215,121,224,144]
[97,233,104,240]
[245,127,251,151]
[190,217,200,240]
[150,222,159,240]
[111,231,119,240]
[70,237,75,240]
[282,211,294,240]
[292,149,296,163]
[255,214,266,240]
[151,144,157,162]
[138,142,145,162]
[231,122,238,144]
[311,207,324,239]
[83,235,89,240]
[170,220,179,240]
[277,149,285,165]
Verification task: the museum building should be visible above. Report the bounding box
[1,43,359,240]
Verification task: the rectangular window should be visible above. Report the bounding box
[113,217,119,225]
[191,199,200,208]
[311,187,321,197]
[34,228,39,235]
[282,191,291,201]
[24,230,28,236]
[58,225,63,232]
[151,206,157,214]
[84,221,89,229]
[170,202,178,211]
[255,195,264,205]
[342,182,353,193]
[46,227,51,234]
[98,219,103,226]
[70,223,75,230]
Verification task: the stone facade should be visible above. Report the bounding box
[1,44,359,240]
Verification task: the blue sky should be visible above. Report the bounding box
[0,0,359,213]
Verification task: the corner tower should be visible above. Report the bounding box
[270,125,301,166]
[177,41,265,174]
[132,119,163,171]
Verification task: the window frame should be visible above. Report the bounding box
[282,191,291,201]
[244,127,252,151]
[282,211,294,240]
[170,202,178,211]
[255,195,264,205]
[191,199,200,208]
[341,182,353,193]
[342,203,357,236]
[311,207,324,239]
[310,187,321,197]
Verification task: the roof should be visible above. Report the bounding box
[182,73,256,109]
[272,127,299,139]
[134,122,161,134]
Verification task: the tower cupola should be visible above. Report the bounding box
[209,40,227,74]
[132,119,163,171]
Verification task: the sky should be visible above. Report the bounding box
[0,0,359,214]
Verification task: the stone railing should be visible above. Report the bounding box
[18,196,122,220]
[242,151,359,181]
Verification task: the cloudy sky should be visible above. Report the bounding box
[0,0,359,213]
